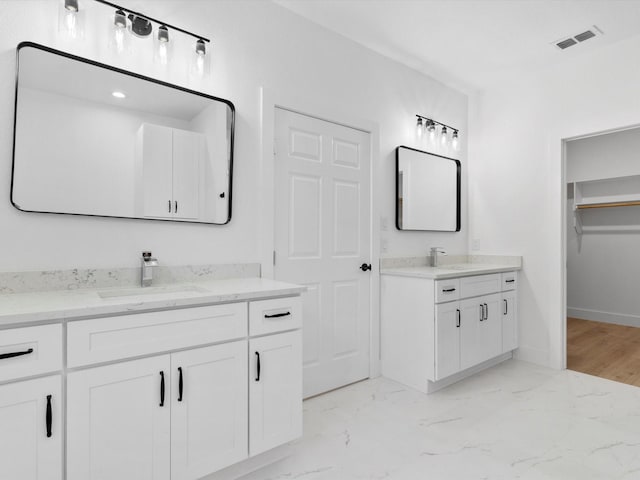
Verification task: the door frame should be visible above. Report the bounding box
[258,87,381,378]
[559,121,640,370]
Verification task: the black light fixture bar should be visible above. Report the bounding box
[94,0,211,42]
[415,114,457,132]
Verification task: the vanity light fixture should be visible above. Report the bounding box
[415,115,460,151]
[60,0,212,75]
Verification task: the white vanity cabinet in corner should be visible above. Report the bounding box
[381,268,519,393]
[137,123,204,220]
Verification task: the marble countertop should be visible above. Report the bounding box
[0,277,306,328]
[381,263,521,280]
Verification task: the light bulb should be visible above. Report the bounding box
[416,117,423,138]
[59,0,84,39]
[155,26,171,66]
[427,121,436,142]
[452,130,459,151]
[440,126,448,146]
[190,39,210,78]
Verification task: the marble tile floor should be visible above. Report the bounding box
[242,360,640,480]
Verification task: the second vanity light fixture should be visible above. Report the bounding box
[60,0,211,76]
[415,114,460,151]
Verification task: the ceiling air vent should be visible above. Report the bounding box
[553,25,602,50]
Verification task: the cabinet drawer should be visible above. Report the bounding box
[434,279,460,303]
[249,296,302,336]
[67,303,248,367]
[459,274,501,299]
[0,324,62,383]
[501,272,518,291]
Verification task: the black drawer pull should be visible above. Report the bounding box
[456,309,461,328]
[255,352,261,382]
[264,312,291,319]
[46,395,52,438]
[505,279,515,283]
[442,288,456,293]
[178,367,184,402]
[484,303,488,320]
[479,304,484,321]
[159,371,165,407]
[0,348,34,360]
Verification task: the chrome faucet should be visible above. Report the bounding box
[141,251,158,287]
[429,247,447,267]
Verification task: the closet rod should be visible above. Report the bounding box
[577,201,640,210]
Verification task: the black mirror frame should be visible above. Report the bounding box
[11,41,236,225]
[395,145,461,232]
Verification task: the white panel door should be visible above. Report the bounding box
[67,356,171,480]
[274,108,371,398]
[171,342,248,480]
[0,375,62,480]
[434,302,461,380]
[141,124,174,218]
[172,129,201,220]
[249,331,302,456]
[502,290,518,352]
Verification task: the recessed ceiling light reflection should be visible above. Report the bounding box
[112,91,126,99]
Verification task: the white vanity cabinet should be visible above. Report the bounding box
[0,375,62,480]
[0,279,304,480]
[138,123,204,220]
[382,269,518,393]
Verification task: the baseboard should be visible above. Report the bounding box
[513,345,550,367]
[568,307,640,328]
[425,352,513,394]
[202,444,292,480]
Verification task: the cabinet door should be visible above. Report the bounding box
[459,297,483,370]
[141,124,174,218]
[67,356,171,480]
[434,302,461,380]
[479,293,503,362]
[502,290,518,352]
[172,129,201,220]
[249,331,302,456]
[171,342,248,480]
[0,375,62,480]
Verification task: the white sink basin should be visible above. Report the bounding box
[98,285,209,299]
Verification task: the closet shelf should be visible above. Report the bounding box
[572,174,640,235]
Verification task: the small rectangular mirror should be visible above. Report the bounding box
[12,42,235,225]
[396,146,461,231]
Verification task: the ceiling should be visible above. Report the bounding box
[274,0,640,93]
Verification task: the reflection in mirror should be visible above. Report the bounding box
[396,146,460,231]
[12,43,234,225]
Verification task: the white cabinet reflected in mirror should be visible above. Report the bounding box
[11,42,235,225]
[396,146,461,231]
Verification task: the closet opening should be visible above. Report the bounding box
[565,126,640,387]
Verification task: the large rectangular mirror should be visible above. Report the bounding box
[12,42,234,225]
[396,146,461,231]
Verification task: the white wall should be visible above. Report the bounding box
[566,128,640,328]
[0,0,467,272]
[469,35,640,368]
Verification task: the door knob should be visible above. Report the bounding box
[360,263,372,272]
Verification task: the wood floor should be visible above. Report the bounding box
[567,317,640,387]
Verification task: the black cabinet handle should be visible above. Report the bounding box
[46,395,52,438]
[505,279,515,283]
[443,288,456,293]
[264,312,291,319]
[159,371,165,407]
[483,303,488,321]
[255,352,261,382]
[479,304,484,321]
[168,200,171,213]
[360,263,372,272]
[178,367,183,402]
[0,348,33,360]
[504,299,508,315]
[456,309,461,328]
[174,200,178,213]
